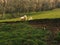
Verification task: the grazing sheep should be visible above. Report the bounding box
[20,16,25,21]
[24,15,27,20]
[20,15,27,21]
[28,16,33,20]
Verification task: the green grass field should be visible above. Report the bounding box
[0,8,60,22]
[27,8,60,19]
[0,21,59,45]
[0,9,60,45]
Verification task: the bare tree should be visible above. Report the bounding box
[0,0,60,17]
[0,0,7,19]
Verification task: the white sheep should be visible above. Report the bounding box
[20,15,27,21]
[24,15,27,20]
[28,16,33,20]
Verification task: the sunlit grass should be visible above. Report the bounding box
[0,18,21,22]
[0,8,60,22]
[29,8,60,19]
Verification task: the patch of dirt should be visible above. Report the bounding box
[28,18,60,45]
[29,19,60,32]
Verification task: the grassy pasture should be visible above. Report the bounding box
[0,9,60,45]
[0,21,59,45]
[0,8,60,22]
[27,8,60,19]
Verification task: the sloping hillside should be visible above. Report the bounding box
[0,9,60,22]
[27,8,60,20]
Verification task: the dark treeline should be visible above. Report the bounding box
[0,0,60,13]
